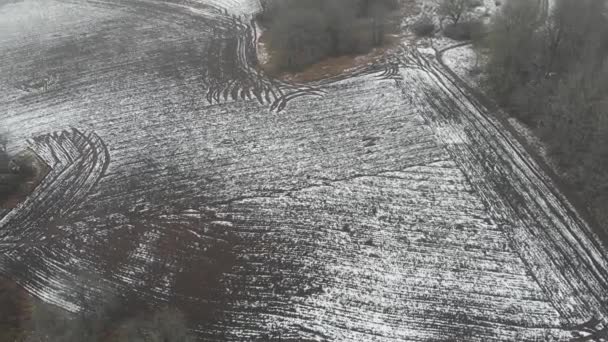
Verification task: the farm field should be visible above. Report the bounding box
[0,0,607,340]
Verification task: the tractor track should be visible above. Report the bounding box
[0,0,606,340]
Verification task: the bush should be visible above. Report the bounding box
[261,0,399,71]
[412,16,436,37]
[268,8,331,70]
[443,20,484,40]
[437,0,473,24]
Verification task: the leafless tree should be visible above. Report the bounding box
[261,0,400,71]
[483,0,608,230]
[437,0,473,24]
[267,8,331,70]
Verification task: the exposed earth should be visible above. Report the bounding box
[1,0,608,341]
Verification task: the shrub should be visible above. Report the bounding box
[482,0,608,236]
[267,8,331,70]
[261,0,399,72]
[443,20,484,40]
[437,0,473,24]
[412,16,436,37]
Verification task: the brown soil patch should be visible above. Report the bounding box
[1,150,50,209]
[257,32,402,84]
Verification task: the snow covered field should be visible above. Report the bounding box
[0,0,607,340]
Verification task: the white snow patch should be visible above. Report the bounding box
[442,44,485,87]
[507,117,561,173]
[417,47,435,56]
[211,220,233,227]
[197,0,261,16]
[434,124,467,145]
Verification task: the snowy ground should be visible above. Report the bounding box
[1,0,607,341]
[439,0,560,184]
[441,45,484,86]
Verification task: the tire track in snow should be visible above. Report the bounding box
[0,129,109,252]
[1,0,599,340]
[0,129,110,310]
[395,46,608,327]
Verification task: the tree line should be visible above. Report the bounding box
[258,0,400,70]
[484,0,608,226]
[22,301,195,342]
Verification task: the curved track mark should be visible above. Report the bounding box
[399,45,608,325]
[0,129,110,252]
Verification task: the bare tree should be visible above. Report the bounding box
[485,0,542,107]
[437,0,472,24]
[483,0,608,232]
[261,0,400,71]
[267,8,331,70]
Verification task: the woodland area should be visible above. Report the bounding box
[483,0,608,227]
[0,277,194,342]
[258,0,400,70]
